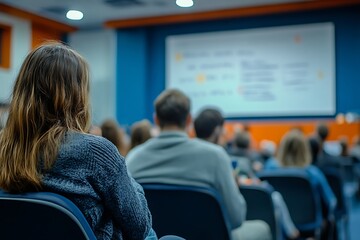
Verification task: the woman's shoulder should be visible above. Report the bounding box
[66,131,116,149]
[64,132,123,167]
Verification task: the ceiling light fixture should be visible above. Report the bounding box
[66,10,84,20]
[176,0,194,8]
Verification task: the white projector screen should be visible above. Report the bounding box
[166,23,336,117]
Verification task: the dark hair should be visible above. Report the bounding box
[339,137,348,157]
[308,137,320,164]
[154,89,190,129]
[234,130,250,149]
[316,122,329,141]
[194,108,224,139]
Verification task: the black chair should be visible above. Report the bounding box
[0,191,96,240]
[321,167,350,240]
[240,183,282,240]
[142,183,233,240]
[258,169,323,239]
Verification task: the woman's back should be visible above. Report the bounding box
[42,131,152,239]
[305,165,337,214]
[276,130,336,218]
[0,43,154,240]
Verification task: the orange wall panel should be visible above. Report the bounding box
[0,23,12,69]
[31,23,63,49]
[222,120,359,148]
[105,0,360,29]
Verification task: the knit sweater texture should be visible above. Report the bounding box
[41,131,152,240]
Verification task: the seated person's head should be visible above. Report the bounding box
[101,119,126,153]
[194,108,224,144]
[316,122,329,142]
[154,89,191,130]
[259,140,276,160]
[130,119,152,150]
[234,130,251,150]
[277,129,311,168]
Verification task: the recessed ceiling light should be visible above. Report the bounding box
[66,10,83,20]
[176,0,194,8]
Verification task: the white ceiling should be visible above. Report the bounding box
[0,0,307,29]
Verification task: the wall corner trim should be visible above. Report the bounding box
[105,0,360,29]
[0,3,77,33]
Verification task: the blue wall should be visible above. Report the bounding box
[116,29,149,124]
[116,6,360,125]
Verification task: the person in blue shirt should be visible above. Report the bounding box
[276,129,337,238]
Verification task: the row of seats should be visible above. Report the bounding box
[0,167,348,240]
[0,190,183,240]
[143,168,348,240]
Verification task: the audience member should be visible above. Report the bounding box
[339,136,349,157]
[0,43,155,240]
[195,109,299,239]
[277,129,337,237]
[194,109,254,177]
[194,108,225,145]
[127,89,271,240]
[314,122,343,169]
[260,140,279,170]
[242,124,261,155]
[101,119,129,156]
[130,119,152,151]
[308,136,321,166]
[228,130,263,172]
[316,122,330,156]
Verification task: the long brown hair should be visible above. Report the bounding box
[0,42,91,192]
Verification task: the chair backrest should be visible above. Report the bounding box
[258,169,323,233]
[0,191,97,240]
[321,167,348,218]
[142,184,232,240]
[240,184,282,240]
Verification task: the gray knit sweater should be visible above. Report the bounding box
[41,131,152,240]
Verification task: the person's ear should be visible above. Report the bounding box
[186,114,192,128]
[213,125,222,138]
[153,113,160,127]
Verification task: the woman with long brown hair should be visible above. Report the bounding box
[0,43,155,240]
